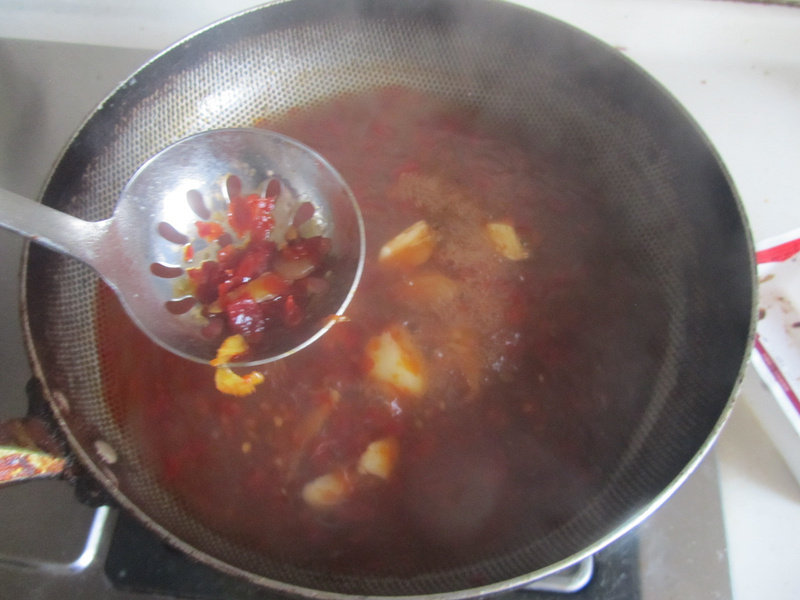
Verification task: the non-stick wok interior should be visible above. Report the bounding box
[22,0,753,595]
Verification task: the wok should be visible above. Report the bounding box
[13,0,754,597]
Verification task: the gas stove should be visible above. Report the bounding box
[0,30,733,600]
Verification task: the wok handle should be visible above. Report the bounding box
[0,187,110,267]
[0,403,68,485]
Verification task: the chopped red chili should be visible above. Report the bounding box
[195,220,225,242]
[181,177,332,355]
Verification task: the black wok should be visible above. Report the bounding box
[17,0,754,597]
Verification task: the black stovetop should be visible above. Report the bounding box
[104,507,638,600]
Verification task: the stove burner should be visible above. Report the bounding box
[104,508,639,599]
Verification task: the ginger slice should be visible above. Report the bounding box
[214,367,265,397]
[210,334,249,366]
[301,471,352,508]
[358,437,400,480]
[485,221,529,261]
[211,334,265,396]
[365,324,427,397]
[378,220,436,269]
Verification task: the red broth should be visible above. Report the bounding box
[97,87,667,577]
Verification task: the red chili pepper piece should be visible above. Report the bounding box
[187,261,223,304]
[248,194,276,243]
[217,275,246,301]
[283,295,304,328]
[184,176,331,345]
[227,192,276,241]
[225,294,267,342]
[228,194,252,238]
[234,241,276,282]
[281,236,332,266]
[216,244,241,271]
[195,220,225,242]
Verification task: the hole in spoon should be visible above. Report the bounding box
[293,201,316,228]
[265,178,281,199]
[225,174,242,201]
[157,221,189,245]
[187,188,211,220]
[164,296,197,315]
[150,262,184,278]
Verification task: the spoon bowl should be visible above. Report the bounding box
[1,128,365,366]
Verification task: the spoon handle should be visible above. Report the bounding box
[0,187,110,267]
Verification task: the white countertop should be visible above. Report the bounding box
[1,1,799,598]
